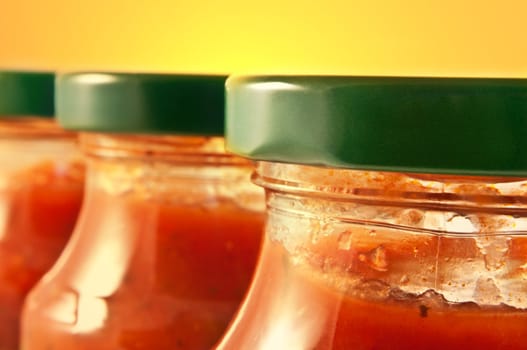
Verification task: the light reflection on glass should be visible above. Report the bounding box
[0,190,10,241]
[70,203,137,298]
[260,281,327,350]
[74,296,108,334]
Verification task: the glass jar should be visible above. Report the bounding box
[217,76,527,349]
[0,72,84,350]
[22,73,265,350]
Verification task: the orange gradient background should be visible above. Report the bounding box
[0,0,526,76]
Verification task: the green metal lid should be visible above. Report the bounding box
[57,73,227,135]
[226,76,527,176]
[0,71,55,117]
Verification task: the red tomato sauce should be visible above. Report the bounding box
[218,237,527,350]
[22,185,264,350]
[0,160,84,349]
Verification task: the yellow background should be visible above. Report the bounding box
[1,0,527,77]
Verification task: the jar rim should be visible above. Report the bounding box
[0,118,75,139]
[254,162,527,213]
[79,133,252,166]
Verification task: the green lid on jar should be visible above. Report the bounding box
[57,73,226,135]
[227,76,527,176]
[0,71,55,117]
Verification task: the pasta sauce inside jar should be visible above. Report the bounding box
[217,76,527,350]
[21,73,264,350]
[0,71,84,350]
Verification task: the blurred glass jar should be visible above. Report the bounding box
[0,71,84,349]
[217,76,527,350]
[22,73,265,350]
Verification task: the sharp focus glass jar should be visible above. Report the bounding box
[0,71,84,349]
[217,76,527,350]
[21,73,264,350]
